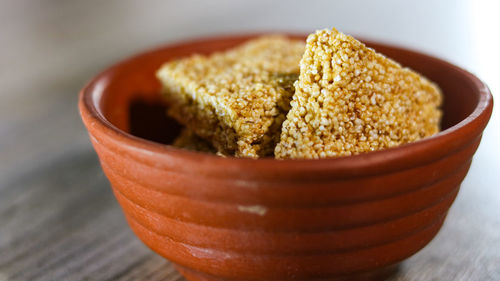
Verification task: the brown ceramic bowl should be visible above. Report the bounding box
[79,34,492,281]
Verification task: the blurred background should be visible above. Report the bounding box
[1,0,499,280]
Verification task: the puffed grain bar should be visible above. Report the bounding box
[275,28,442,159]
[157,36,304,158]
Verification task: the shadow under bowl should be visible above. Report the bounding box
[79,34,493,281]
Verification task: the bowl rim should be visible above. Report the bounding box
[79,33,493,178]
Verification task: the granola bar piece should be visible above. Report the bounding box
[157,36,304,158]
[275,28,442,159]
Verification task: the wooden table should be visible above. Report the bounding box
[1,1,499,280]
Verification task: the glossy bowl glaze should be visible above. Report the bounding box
[79,34,493,281]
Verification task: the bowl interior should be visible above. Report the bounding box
[93,34,480,146]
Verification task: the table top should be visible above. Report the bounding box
[1,1,499,280]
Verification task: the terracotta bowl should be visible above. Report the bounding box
[79,34,493,281]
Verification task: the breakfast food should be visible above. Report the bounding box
[172,128,216,153]
[274,28,442,159]
[157,36,305,158]
[159,28,442,159]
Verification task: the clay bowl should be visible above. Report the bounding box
[79,34,492,281]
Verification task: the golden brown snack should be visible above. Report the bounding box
[172,128,217,153]
[275,28,442,159]
[157,36,304,158]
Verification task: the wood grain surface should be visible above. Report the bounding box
[1,1,499,280]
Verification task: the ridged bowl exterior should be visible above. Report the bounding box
[79,34,493,281]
